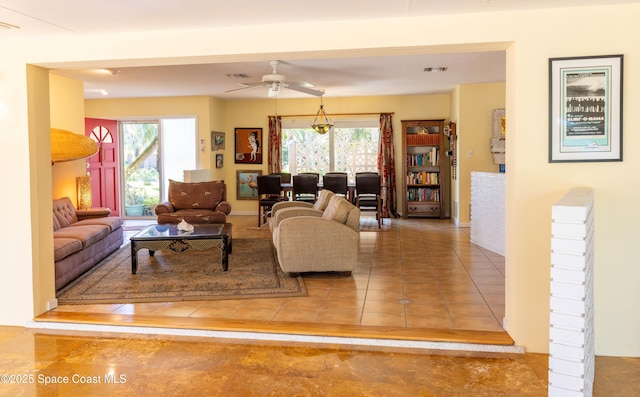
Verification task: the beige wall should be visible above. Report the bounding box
[1,3,639,356]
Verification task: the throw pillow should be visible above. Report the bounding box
[169,179,223,210]
[322,196,352,224]
[313,189,335,211]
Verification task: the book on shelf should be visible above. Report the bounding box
[406,171,439,185]
[406,148,439,167]
[406,187,440,202]
[406,133,440,146]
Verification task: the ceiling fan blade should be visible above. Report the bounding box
[285,83,325,96]
[224,82,264,93]
[241,82,268,87]
[285,80,314,88]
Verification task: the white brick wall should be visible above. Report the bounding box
[470,172,505,256]
[183,169,212,182]
[549,187,595,397]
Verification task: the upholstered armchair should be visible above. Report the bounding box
[155,179,231,224]
[271,195,360,275]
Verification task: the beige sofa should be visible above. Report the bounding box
[155,179,231,224]
[53,197,123,291]
[271,192,360,275]
[269,189,335,233]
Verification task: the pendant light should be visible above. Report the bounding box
[311,95,333,134]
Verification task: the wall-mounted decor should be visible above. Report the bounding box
[549,54,623,162]
[236,170,262,200]
[234,127,262,164]
[491,109,506,165]
[215,154,223,168]
[211,131,225,151]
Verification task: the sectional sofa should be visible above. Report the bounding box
[53,197,123,291]
[270,190,360,275]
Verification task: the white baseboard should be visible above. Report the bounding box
[47,299,58,311]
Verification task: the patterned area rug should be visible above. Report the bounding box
[57,239,306,304]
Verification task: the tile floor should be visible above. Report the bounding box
[26,216,638,396]
[54,214,505,334]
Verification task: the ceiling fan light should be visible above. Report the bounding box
[262,73,286,83]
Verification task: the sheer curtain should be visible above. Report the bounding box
[268,116,282,173]
[378,113,399,218]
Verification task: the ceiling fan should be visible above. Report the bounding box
[225,60,324,97]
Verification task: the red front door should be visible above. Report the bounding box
[85,118,120,216]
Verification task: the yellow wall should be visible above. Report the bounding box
[449,87,461,223]
[1,3,639,356]
[85,96,213,169]
[87,94,450,213]
[50,74,87,203]
[27,66,55,319]
[456,83,506,225]
[224,95,449,213]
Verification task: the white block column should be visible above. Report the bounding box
[549,187,594,397]
[470,172,505,256]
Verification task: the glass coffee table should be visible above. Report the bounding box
[129,223,232,274]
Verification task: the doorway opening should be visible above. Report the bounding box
[120,117,197,218]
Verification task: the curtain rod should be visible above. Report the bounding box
[270,112,394,118]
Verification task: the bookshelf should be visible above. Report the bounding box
[401,119,448,219]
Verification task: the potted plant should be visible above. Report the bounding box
[142,191,160,216]
[124,186,145,216]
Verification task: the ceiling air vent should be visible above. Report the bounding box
[424,67,448,72]
[226,74,249,79]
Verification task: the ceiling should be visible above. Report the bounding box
[2,0,636,99]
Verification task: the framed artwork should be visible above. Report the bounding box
[211,131,225,151]
[236,170,262,200]
[234,127,262,164]
[215,154,223,168]
[493,109,506,138]
[549,54,623,162]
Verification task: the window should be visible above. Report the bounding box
[121,117,196,217]
[282,117,379,182]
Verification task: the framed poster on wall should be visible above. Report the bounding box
[236,170,262,200]
[234,127,262,164]
[549,54,623,162]
[211,131,225,151]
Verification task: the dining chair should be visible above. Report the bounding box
[257,175,284,227]
[322,172,348,198]
[354,172,382,228]
[292,174,319,204]
[300,172,320,179]
[270,172,291,183]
